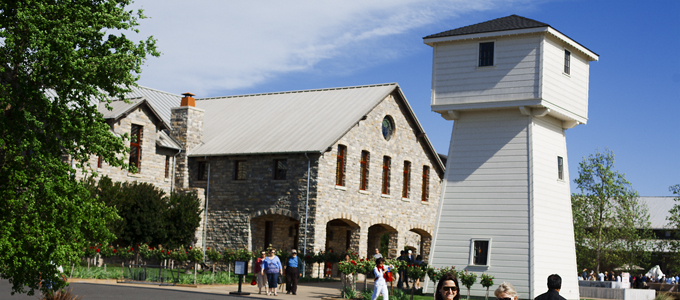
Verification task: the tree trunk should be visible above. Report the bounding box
[467,288,471,300]
[194,263,197,285]
[486,287,489,300]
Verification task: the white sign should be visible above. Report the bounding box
[235,261,246,275]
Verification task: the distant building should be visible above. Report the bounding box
[78,83,444,266]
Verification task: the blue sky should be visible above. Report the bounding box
[134,0,679,196]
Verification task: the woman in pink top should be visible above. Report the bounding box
[255,250,268,294]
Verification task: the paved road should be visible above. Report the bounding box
[1,279,344,299]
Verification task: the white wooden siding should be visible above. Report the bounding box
[540,36,590,121]
[530,115,579,299]
[432,35,541,106]
[431,109,532,298]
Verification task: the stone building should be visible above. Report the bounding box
[80,83,444,262]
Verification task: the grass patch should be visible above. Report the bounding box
[66,264,250,285]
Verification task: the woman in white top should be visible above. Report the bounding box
[371,258,391,300]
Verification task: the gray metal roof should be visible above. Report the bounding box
[107,86,182,128]
[99,98,142,119]
[157,130,181,150]
[97,97,171,130]
[640,196,678,229]
[189,83,398,156]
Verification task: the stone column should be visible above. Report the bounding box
[420,236,432,263]
[358,223,369,258]
[170,105,204,190]
[388,231,399,259]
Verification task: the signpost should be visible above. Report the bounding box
[230,260,250,295]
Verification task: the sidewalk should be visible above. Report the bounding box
[68,278,346,299]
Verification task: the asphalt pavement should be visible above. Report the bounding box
[0,278,348,299]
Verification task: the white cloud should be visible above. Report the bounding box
[130,0,537,96]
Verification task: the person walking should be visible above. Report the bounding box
[371,258,391,300]
[534,274,566,300]
[397,250,411,289]
[261,249,283,296]
[284,249,302,295]
[414,255,424,289]
[435,271,460,300]
[373,248,383,260]
[255,250,268,294]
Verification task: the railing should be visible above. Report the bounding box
[118,263,178,286]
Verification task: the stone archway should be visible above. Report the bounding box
[367,223,398,259]
[408,227,432,262]
[325,218,360,254]
[250,213,300,252]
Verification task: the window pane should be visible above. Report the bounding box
[473,240,489,265]
[479,42,494,66]
[275,159,287,179]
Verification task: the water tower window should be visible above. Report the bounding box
[557,156,564,180]
[471,239,491,266]
[479,42,494,67]
[564,50,571,75]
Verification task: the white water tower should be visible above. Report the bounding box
[426,15,598,300]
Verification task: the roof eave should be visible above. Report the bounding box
[423,26,549,46]
[187,150,324,157]
[104,97,173,130]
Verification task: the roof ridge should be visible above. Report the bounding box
[424,14,549,39]
[135,85,183,97]
[196,82,398,100]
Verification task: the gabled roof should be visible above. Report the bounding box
[157,130,181,150]
[107,86,182,128]
[98,97,171,131]
[424,15,548,39]
[188,83,444,174]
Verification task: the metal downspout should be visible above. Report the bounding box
[171,149,182,194]
[203,157,211,260]
[303,152,310,277]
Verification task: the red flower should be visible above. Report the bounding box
[189,246,192,250]
[113,249,117,253]
[96,248,100,253]
[149,246,152,250]
[90,246,93,249]
[351,260,357,265]
[108,245,112,248]
[306,255,311,259]
[129,247,133,252]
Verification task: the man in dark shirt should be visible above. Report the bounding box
[534,274,566,300]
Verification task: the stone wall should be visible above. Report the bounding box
[171,106,204,190]
[77,104,175,193]
[188,153,320,253]
[314,92,442,259]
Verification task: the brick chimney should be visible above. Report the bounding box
[170,92,204,189]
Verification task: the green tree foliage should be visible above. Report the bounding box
[665,185,680,273]
[87,176,203,248]
[165,191,203,248]
[572,148,652,274]
[0,0,158,295]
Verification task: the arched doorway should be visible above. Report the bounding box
[367,224,398,259]
[325,219,360,254]
[250,214,300,252]
[408,228,432,262]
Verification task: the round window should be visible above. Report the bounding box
[382,116,394,141]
